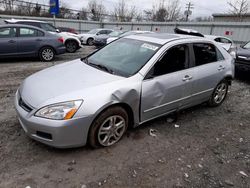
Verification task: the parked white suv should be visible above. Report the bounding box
[5,19,83,53]
[78,29,114,45]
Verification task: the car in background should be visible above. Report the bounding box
[235,41,250,71]
[93,30,127,48]
[58,27,78,34]
[78,29,113,45]
[15,33,234,148]
[174,28,236,55]
[0,24,65,61]
[205,35,236,53]
[107,30,154,44]
[5,19,82,53]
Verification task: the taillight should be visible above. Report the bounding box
[58,37,64,43]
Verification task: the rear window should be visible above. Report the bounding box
[193,43,224,66]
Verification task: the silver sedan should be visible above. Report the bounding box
[15,33,234,148]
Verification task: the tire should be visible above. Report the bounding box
[65,40,78,53]
[87,38,94,46]
[208,80,229,107]
[39,47,55,62]
[88,106,128,148]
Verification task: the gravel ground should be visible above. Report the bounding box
[0,47,249,188]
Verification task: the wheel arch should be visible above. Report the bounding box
[224,75,233,85]
[38,45,56,54]
[90,102,135,131]
[65,39,80,47]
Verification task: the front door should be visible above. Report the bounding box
[140,44,194,122]
[0,27,18,56]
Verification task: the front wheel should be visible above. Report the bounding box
[87,38,94,45]
[208,80,229,107]
[88,106,128,148]
[39,47,55,62]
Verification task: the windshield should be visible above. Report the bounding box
[86,38,161,77]
[243,42,250,49]
[40,23,57,32]
[87,29,98,34]
[109,31,124,37]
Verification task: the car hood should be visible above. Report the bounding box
[237,47,250,57]
[19,59,123,108]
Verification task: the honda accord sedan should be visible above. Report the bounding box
[15,33,234,148]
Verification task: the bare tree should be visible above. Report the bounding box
[228,0,249,21]
[143,0,181,22]
[0,0,16,14]
[111,0,138,22]
[88,0,106,21]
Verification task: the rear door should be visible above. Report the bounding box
[17,27,44,55]
[140,44,194,122]
[0,27,18,56]
[189,42,226,103]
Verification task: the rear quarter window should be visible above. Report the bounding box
[193,43,224,66]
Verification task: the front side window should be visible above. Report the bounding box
[86,38,161,77]
[193,43,221,66]
[152,44,188,77]
[98,30,107,35]
[0,27,16,38]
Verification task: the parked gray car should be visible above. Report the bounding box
[15,33,234,148]
[0,24,65,61]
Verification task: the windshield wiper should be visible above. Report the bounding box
[82,58,114,74]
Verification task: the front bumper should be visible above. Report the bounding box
[14,92,93,148]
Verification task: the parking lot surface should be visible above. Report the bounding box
[0,47,249,188]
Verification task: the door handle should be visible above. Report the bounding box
[182,75,193,81]
[218,65,225,71]
[36,39,42,42]
[8,40,16,43]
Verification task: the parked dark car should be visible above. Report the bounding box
[58,27,78,34]
[5,19,83,53]
[93,30,127,48]
[235,41,250,71]
[0,24,66,61]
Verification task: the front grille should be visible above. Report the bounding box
[19,97,33,112]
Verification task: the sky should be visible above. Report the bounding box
[40,0,231,19]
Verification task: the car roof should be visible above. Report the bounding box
[0,24,47,32]
[5,19,47,24]
[125,33,202,45]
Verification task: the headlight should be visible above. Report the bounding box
[35,100,82,120]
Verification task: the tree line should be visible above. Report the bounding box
[0,0,249,22]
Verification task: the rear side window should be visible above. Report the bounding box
[153,44,188,76]
[193,43,224,66]
[19,28,43,37]
[0,27,16,38]
[219,38,231,44]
